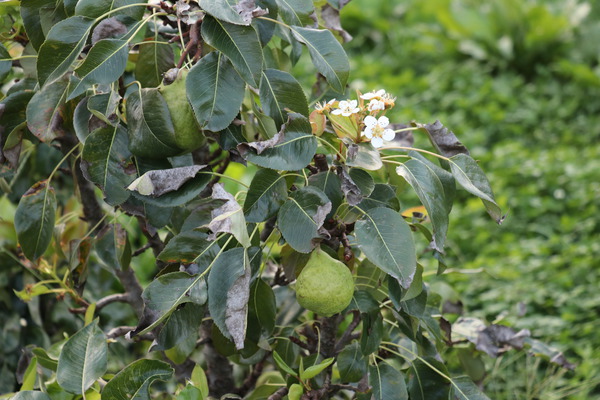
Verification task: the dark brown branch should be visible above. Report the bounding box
[268,387,288,400]
[69,293,131,314]
[106,326,153,341]
[201,321,235,397]
[334,310,361,353]
[115,268,144,318]
[289,335,312,352]
[176,21,200,69]
[234,354,269,396]
[132,243,152,257]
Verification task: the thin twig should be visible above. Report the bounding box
[334,310,361,353]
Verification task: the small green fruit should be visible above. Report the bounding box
[295,247,354,317]
[159,69,205,151]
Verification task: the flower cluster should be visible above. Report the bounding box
[311,89,397,148]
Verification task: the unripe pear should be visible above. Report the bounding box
[295,247,354,317]
[159,69,206,151]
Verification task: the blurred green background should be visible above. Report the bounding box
[336,0,600,398]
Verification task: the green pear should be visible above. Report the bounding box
[295,247,354,317]
[158,69,206,151]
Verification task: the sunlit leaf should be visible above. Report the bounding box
[56,320,107,395]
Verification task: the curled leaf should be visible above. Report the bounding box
[127,165,205,197]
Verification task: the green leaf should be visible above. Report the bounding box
[337,342,367,383]
[155,303,203,358]
[102,360,174,400]
[355,207,416,288]
[248,278,276,336]
[56,320,107,395]
[135,39,174,88]
[239,114,317,171]
[349,168,375,198]
[68,39,129,100]
[259,68,309,127]
[20,357,37,391]
[451,376,491,400]
[277,186,331,253]
[10,392,51,400]
[272,351,297,378]
[131,172,212,208]
[0,43,11,81]
[0,91,34,138]
[81,124,134,206]
[25,79,70,142]
[449,154,503,223]
[208,247,251,349]
[408,358,450,400]
[369,362,408,400]
[158,229,220,265]
[190,364,209,398]
[87,90,121,126]
[290,26,349,93]
[396,159,449,251]
[198,0,251,25]
[408,151,455,213]
[186,51,246,132]
[14,180,57,261]
[300,357,334,381]
[288,384,303,400]
[275,0,314,26]
[21,4,48,52]
[307,170,343,219]
[136,271,208,336]
[37,16,94,86]
[201,16,263,87]
[360,312,383,355]
[243,168,287,222]
[94,223,131,271]
[75,0,145,20]
[176,385,203,400]
[125,87,183,158]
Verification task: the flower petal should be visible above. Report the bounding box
[371,137,383,148]
[364,115,377,127]
[331,109,342,115]
[377,116,390,127]
[363,127,373,138]
[382,129,395,141]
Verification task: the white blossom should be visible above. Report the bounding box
[363,115,395,148]
[360,89,386,100]
[367,99,385,112]
[331,100,360,117]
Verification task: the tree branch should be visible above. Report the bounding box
[334,310,361,354]
[267,387,288,400]
[69,293,131,314]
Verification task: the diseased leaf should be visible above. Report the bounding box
[14,181,57,261]
[81,124,135,206]
[127,165,205,197]
[355,207,416,288]
[346,142,383,170]
[277,186,331,253]
[208,247,251,349]
[259,68,309,128]
[201,16,263,86]
[26,79,70,142]
[56,320,107,395]
[525,338,576,370]
[244,168,287,222]
[238,114,317,171]
[102,360,173,400]
[290,26,349,92]
[187,51,246,132]
[208,183,251,247]
[308,170,343,218]
[37,16,94,86]
[396,159,449,251]
[369,362,408,400]
[275,0,314,26]
[68,39,129,100]
[135,39,175,88]
[321,4,352,43]
[423,120,469,157]
[90,17,128,44]
[449,154,504,223]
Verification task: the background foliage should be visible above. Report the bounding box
[1,0,598,399]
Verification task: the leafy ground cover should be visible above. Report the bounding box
[340,0,600,398]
